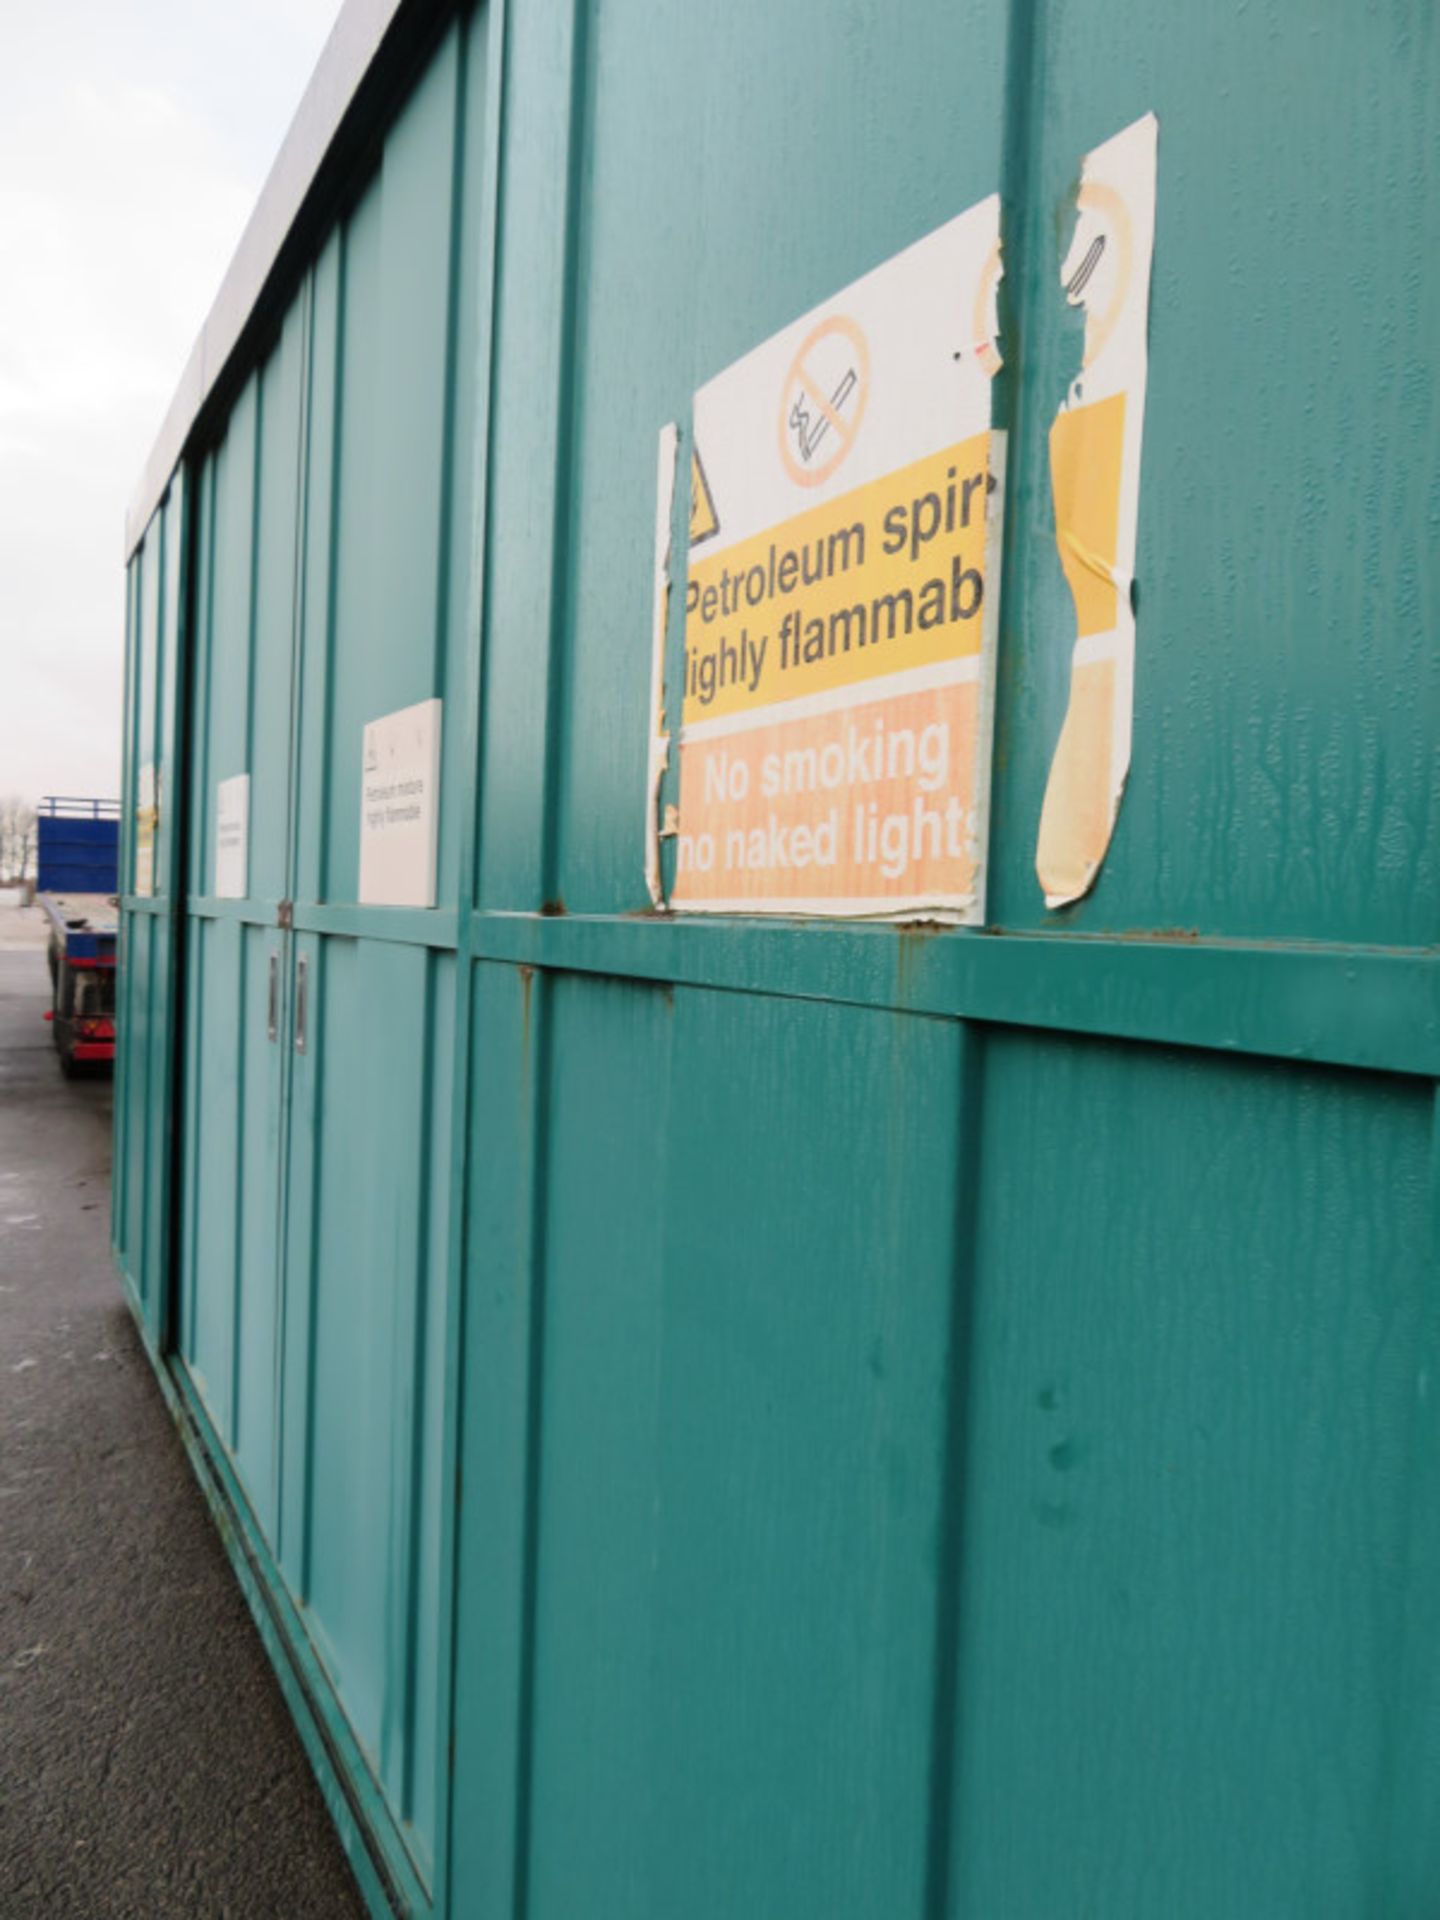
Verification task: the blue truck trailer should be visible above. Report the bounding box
[36,797,120,1074]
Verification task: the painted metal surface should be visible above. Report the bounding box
[115,479,183,1343]
[115,1,1440,1916]
[117,18,492,1909]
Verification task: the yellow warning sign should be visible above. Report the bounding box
[681,435,993,726]
[656,194,1007,923]
[690,446,719,547]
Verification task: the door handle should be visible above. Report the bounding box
[294,954,308,1054]
[266,952,279,1041]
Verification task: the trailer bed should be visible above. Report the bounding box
[37,891,119,954]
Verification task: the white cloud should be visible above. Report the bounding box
[0,0,344,806]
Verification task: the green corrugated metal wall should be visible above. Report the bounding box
[116,1,1440,1914]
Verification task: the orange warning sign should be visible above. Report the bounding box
[672,678,981,912]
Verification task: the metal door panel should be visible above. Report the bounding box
[298,35,466,911]
[456,970,972,1920]
[180,918,242,1434]
[199,390,259,896]
[230,315,307,1525]
[289,234,341,913]
[950,1034,1436,1914]
[231,927,286,1537]
[114,905,154,1300]
[272,20,480,1880]
[470,0,578,912]
[245,310,307,905]
[449,959,550,1918]
[176,389,251,1442]
[296,936,450,1862]
[116,535,160,1300]
[111,560,142,1275]
[652,990,965,1920]
[407,951,455,1865]
[275,928,322,1593]
[520,975,674,1920]
[114,480,183,1342]
[139,493,184,1337]
[178,310,305,1528]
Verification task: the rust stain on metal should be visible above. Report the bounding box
[895,921,947,1004]
[518,963,534,1047]
[1112,926,1201,944]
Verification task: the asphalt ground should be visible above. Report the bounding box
[0,912,365,1918]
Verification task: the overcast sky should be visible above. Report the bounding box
[0,0,344,809]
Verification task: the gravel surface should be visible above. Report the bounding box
[0,939,366,1918]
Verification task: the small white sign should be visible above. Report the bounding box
[359,698,442,908]
[134,762,157,897]
[215,773,250,899]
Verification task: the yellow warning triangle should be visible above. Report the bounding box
[690,445,719,547]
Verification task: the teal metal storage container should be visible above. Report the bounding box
[116,1,1440,1914]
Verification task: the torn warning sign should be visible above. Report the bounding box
[652,194,1006,921]
[644,422,680,909]
[1036,111,1158,908]
[690,444,720,546]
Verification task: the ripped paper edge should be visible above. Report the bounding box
[644,422,680,909]
[1037,109,1158,909]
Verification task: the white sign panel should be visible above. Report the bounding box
[359,698,442,908]
[134,762,157,897]
[215,773,250,899]
[658,194,1006,922]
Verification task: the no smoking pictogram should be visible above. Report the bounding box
[778,314,870,488]
[1066,180,1132,369]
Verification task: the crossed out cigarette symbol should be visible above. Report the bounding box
[778,315,870,488]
